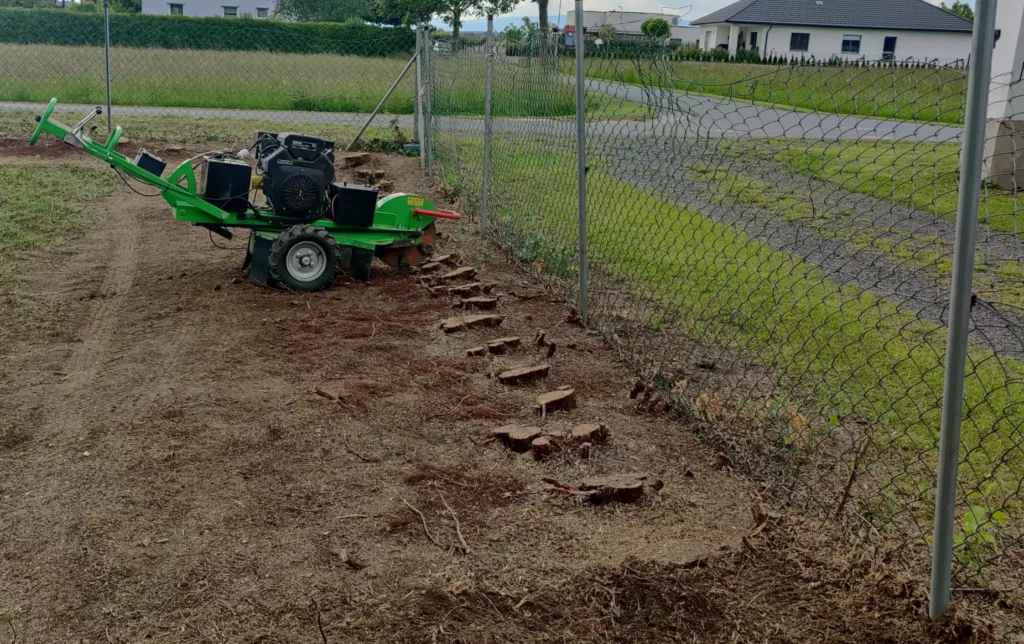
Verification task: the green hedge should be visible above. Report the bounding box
[0,8,415,55]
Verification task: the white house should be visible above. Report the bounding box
[567,10,701,45]
[141,0,277,18]
[691,0,973,64]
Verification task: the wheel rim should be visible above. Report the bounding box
[285,240,327,283]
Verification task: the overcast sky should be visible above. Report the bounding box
[497,0,974,21]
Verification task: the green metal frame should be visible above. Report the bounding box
[30,98,454,251]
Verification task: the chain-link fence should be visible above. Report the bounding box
[424,17,1024,609]
[0,8,419,149]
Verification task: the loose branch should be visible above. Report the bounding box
[401,497,445,550]
[834,430,873,521]
[309,597,328,644]
[341,434,380,463]
[438,491,470,555]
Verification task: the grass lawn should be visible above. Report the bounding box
[765,140,1021,236]
[0,163,116,286]
[572,58,968,124]
[0,43,647,120]
[0,110,415,150]
[688,161,1024,311]
[435,132,1024,556]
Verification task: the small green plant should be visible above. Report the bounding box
[954,504,1008,566]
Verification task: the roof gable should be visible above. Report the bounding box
[691,0,973,33]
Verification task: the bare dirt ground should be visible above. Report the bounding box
[0,146,1006,642]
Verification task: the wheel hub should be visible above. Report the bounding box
[286,241,327,282]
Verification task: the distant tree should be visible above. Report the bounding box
[275,0,371,22]
[940,0,973,21]
[641,17,670,39]
[367,0,434,25]
[434,0,515,38]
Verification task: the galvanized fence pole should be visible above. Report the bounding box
[415,27,425,168]
[481,15,494,231]
[929,0,998,621]
[424,31,433,178]
[574,0,588,323]
[103,0,112,134]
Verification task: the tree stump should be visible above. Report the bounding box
[430,253,457,266]
[497,364,550,385]
[448,282,483,297]
[439,314,504,334]
[579,442,593,459]
[341,152,370,168]
[578,475,648,503]
[420,261,444,274]
[489,425,542,453]
[535,388,576,416]
[531,436,554,460]
[466,346,487,357]
[453,296,498,311]
[439,267,478,282]
[569,423,607,444]
[486,337,521,354]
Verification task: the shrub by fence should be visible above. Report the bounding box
[0,8,415,55]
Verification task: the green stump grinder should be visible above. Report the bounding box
[30,99,458,291]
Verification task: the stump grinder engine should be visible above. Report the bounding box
[30,100,458,291]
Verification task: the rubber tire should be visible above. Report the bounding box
[346,246,375,282]
[268,225,342,292]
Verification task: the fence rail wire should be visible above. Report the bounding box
[427,31,1024,602]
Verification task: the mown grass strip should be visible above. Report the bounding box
[570,58,968,124]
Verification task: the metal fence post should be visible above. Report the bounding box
[415,27,425,168]
[423,31,433,178]
[481,15,494,231]
[929,0,998,621]
[574,0,588,323]
[103,0,113,134]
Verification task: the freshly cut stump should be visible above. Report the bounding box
[440,315,504,334]
[486,337,521,355]
[448,282,483,297]
[356,168,387,180]
[439,267,478,282]
[429,253,457,266]
[498,364,550,386]
[535,388,576,416]
[419,261,444,274]
[570,423,607,444]
[579,442,593,459]
[579,474,647,503]
[489,425,543,453]
[454,296,498,311]
[341,152,370,168]
[466,346,487,357]
[531,436,554,460]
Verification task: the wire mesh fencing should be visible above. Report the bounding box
[425,30,1024,599]
[0,9,419,148]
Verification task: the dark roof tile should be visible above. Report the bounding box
[691,0,972,32]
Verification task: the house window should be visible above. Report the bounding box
[168,2,182,13]
[222,5,237,17]
[789,32,810,52]
[749,31,758,49]
[841,35,861,54]
[883,36,898,61]
[256,6,267,17]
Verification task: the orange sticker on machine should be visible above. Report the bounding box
[407,196,425,207]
